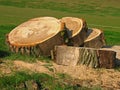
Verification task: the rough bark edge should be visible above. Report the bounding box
[6,32,64,56]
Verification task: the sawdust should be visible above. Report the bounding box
[14,60,52,75]
[14,60,120,89]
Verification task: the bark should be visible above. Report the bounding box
[53,46,116,68]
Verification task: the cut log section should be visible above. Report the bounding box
[6,17,64,56]
[84,28,106,48]
[53,46,116,68]
[102,46,120,66]
[61,17,88,46]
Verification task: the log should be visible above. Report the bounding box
[98,49,116,68]
[102,45,120,66]
[6,17,64,56]
[61,17,88,47]
[84,28,106,48]
[53,46,116,68]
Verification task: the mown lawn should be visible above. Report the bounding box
[0,0,119,46]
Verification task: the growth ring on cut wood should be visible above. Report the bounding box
[7,17,64,56]
[84,28,106,48]
[61,17,88,46]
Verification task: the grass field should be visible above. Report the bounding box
[0,0,120,46]
[0,0,120,89]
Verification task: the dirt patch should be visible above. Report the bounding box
[13,60,120,89]
[14,60,52,75]
[53,63,120,89]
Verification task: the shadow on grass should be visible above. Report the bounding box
[0,50,10,58]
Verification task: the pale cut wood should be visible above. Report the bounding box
[7,17,64,56]
[54,46,80,66]
[61,17,88,46]
[53,46,116,68]
[84,28,106,48]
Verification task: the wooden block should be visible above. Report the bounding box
[84,28,106,48]
[53,46,116,68]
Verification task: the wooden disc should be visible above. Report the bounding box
[61,17,84,37]
[85,28,101,42]
[84,28,106,48]
[61,17,87,46]
[8,17,63,47]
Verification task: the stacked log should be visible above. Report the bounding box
[61,17,88,46]
[84,28,106,48]
[53,46,116,68]
[6,17,64,56]
[6,16,115,68]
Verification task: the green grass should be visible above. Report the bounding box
[0,71,102,90]
[0,0,119,16]
[0,71,59,89]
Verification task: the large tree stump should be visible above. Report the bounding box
[61,17,88,46]
[53,46,116,68]
[84,28,106,48]
[6,17,64,56]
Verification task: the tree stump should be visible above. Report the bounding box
[53,46,116,68]
[61,17,88,46]
[84,28,106,48]
[6,17,64,56]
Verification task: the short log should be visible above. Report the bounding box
[61,17,88,46]
[6,17,64,56]
[84,28,106,48]
[53,46,116,68]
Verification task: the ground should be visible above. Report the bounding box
[1,55,120,89]
[0,46,120,89]
[13,58,120,89]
